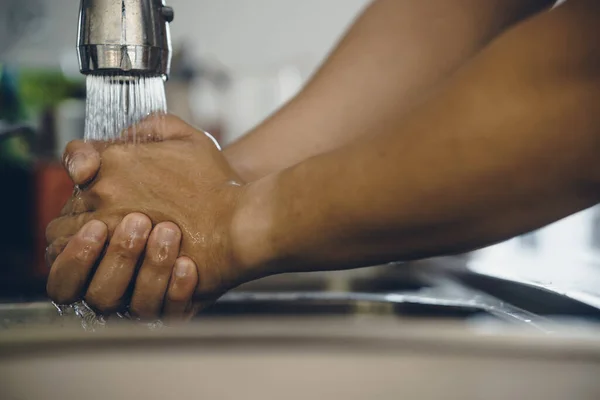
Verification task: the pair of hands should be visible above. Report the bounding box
[46,115,250,321]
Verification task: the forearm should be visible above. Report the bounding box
[232,0,600,277]
[224,0,554,181]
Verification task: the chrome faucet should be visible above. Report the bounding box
[77,0,174,78]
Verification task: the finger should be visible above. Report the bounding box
[46,210,120,246]
[63,140,101,186]
[46,220,108,304]
[129,222,181,320]
[46,212,95,245]
[163,256,199,322]
[45,237,71,268]
[60,189,94,217]
[85,213,152,314]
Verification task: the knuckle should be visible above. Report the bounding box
[45,219,60,244]
[102,145,128,164]
[70,196,91,215]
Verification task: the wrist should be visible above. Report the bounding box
[229,172,281,281]
[223,144,263,183]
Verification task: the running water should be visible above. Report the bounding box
[55,73,169,331]
[84,74,167,142]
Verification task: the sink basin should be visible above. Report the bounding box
[0,284,546,331]
[2,273,600,399]
[1,318,600,400]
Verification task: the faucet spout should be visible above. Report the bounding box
[77,0,174,78]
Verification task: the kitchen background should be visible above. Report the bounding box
[0,0,598,302]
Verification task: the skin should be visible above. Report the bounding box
[46,122,238,320]
[46,0,600,320]
[226,0,556,181]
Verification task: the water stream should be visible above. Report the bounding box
[84,74,167,142]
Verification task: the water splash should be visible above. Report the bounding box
[52,301,106,332]
[53,301,165,332]
[84,74,167,142]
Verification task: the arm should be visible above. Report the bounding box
[225,0,555,181]
[232,0,600,275]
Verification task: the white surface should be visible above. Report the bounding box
[4,0,370,141]
[470,206,600,307]
[2,319,600,400]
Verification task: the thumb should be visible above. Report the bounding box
[63,140,102,186]
[63,114,200,185]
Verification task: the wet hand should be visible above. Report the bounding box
[47,136,199,321]
[46,115,249,320]
[47,215,199,321]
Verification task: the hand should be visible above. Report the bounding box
[47,216,199,321]
[46,115,251,319]
[47,135,200,321]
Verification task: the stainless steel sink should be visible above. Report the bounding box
[1,317,600,400]
[0,259,592,331]
[3,262,600,399]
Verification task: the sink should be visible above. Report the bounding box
[3,262,600,399]
[1,318,600,400]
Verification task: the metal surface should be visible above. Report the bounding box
[0,287,549,331]
[1,319,600,399]
[77,0,173,76]
[3,264,600,398]
[464,206,600,310]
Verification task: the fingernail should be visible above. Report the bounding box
[157,225,179,244]
[81,220,105,241]
[65,152,87,179]
[124,214,150,237]
[174,259,193,279]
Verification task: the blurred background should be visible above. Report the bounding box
[1,0,600,313]
[0,0,371,299]
[5,3,600,398]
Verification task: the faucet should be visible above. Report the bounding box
[77,0,174,79]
